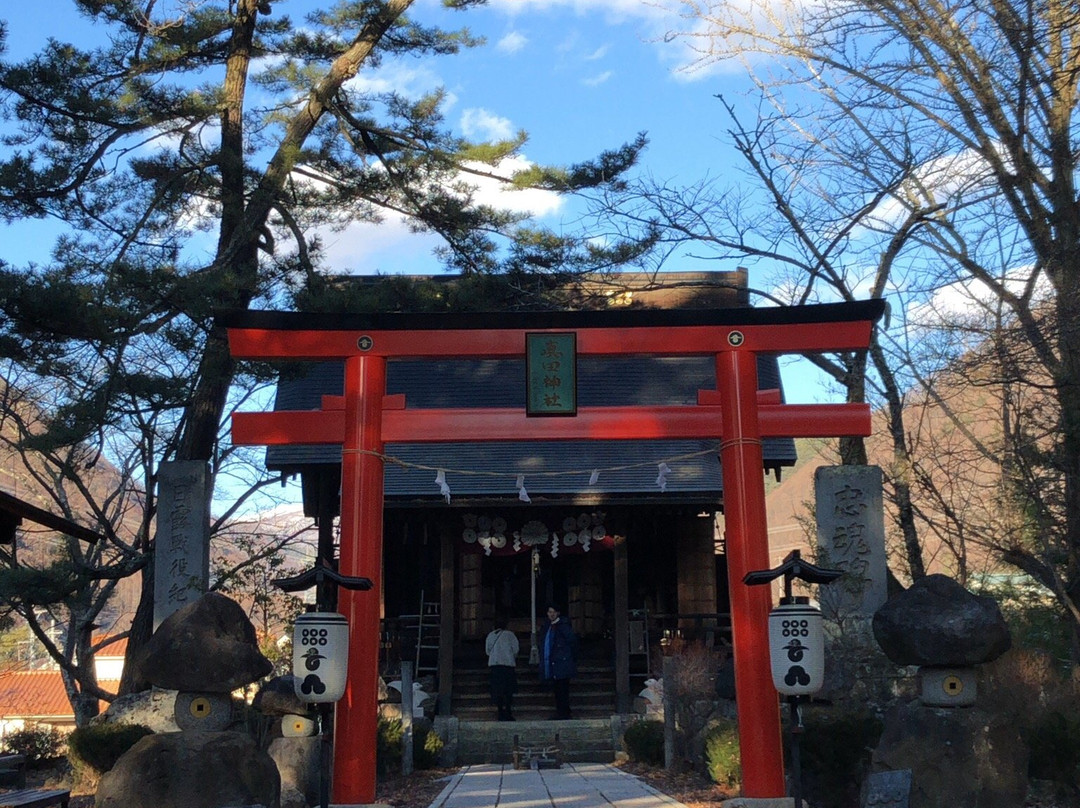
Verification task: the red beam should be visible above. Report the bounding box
[231,402,870,446]
[233,409,345,445]
[227,320,874,360]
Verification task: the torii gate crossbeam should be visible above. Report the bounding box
[223,300,884,805]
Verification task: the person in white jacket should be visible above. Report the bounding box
[485,614,520,721]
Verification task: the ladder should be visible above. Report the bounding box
[414,591,440,677]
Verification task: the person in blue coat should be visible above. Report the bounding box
[539,604,578,719]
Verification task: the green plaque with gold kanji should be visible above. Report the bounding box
[526,332,577,416]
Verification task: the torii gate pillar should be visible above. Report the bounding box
[716,349,785,792]
[333,355,386,799]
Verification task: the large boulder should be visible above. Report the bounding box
[95,730,281,808]
[872,575,1011,666]
[254,675,308,718]
[130,592,273,692]
[267,736,320,807]
[871,702,1028,808]
[92,688,180,733]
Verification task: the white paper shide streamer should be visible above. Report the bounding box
[434,469,451,504]
[656,462,672,492]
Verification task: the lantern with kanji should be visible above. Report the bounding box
[293,612,349,703]
[768,596,825,696]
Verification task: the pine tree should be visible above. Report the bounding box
[0,0,647,699]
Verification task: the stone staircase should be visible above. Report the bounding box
[440,636,624,765]
[450,637,616,722]
[444,718,625,765]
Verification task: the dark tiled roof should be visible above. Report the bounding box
[265,356,795,498]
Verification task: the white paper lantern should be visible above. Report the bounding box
[293,612,350,703]
[768,598,825,696]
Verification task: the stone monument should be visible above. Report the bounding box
[815,466,887,621]
[154,460,211,629]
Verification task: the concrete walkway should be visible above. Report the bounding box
[425,763,691,808]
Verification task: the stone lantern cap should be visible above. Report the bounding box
[131,592,273,692]
[872,574,1011,667]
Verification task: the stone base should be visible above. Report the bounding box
[872,701,1027,808]
[720,799,807,808]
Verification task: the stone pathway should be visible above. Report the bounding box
[426,762,691,808]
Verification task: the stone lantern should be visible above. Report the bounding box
[872,574,1011,706]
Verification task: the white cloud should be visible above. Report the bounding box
[460,108,516,142]
[319,217,444,275]
[345,62,444,99]
[489,0,675,20]
[585,44,610,60]
[497,31,529,54]
[293,156,564,274]
[486,0,720,79]
[582,70,614,86]
[907,269,1048,331]
[866,149,995,232]
[465,156,564,217]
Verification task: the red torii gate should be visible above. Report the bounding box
[224,299,884,805]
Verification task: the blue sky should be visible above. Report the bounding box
[0,0,835,402]
[1,0,746,268]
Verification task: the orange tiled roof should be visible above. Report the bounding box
[0,670,119,719]
[92,635,128,657]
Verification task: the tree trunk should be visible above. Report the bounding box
[126,0,420,687]
[870,340,926,581]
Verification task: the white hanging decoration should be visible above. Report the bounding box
[577,513,591,530]
[479,534,493,556]
[477,515,492,532]
[581,534,591,552]
[492,516,508,533]
[434,470,451,504]
[512,533,522,552]
[562,516,578,532]
[462,528,477,544]
[491,533,506,549]
[589,469,600,485]
[517,474,531,503]
[563,531,578,546]
[550,533,559,558]
[656,462,672,492]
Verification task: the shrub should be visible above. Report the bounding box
[797,710,882,808]
[1,724,67,766]
[1027,710,1080,787]
[661,642,733,766]
[377,716,404,776]
[622,719,664,766]
[416,723,444,770]
[67,723,153,780]
[375,716,444,776]
[703,719,740,788]
[982,648,1080,790]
